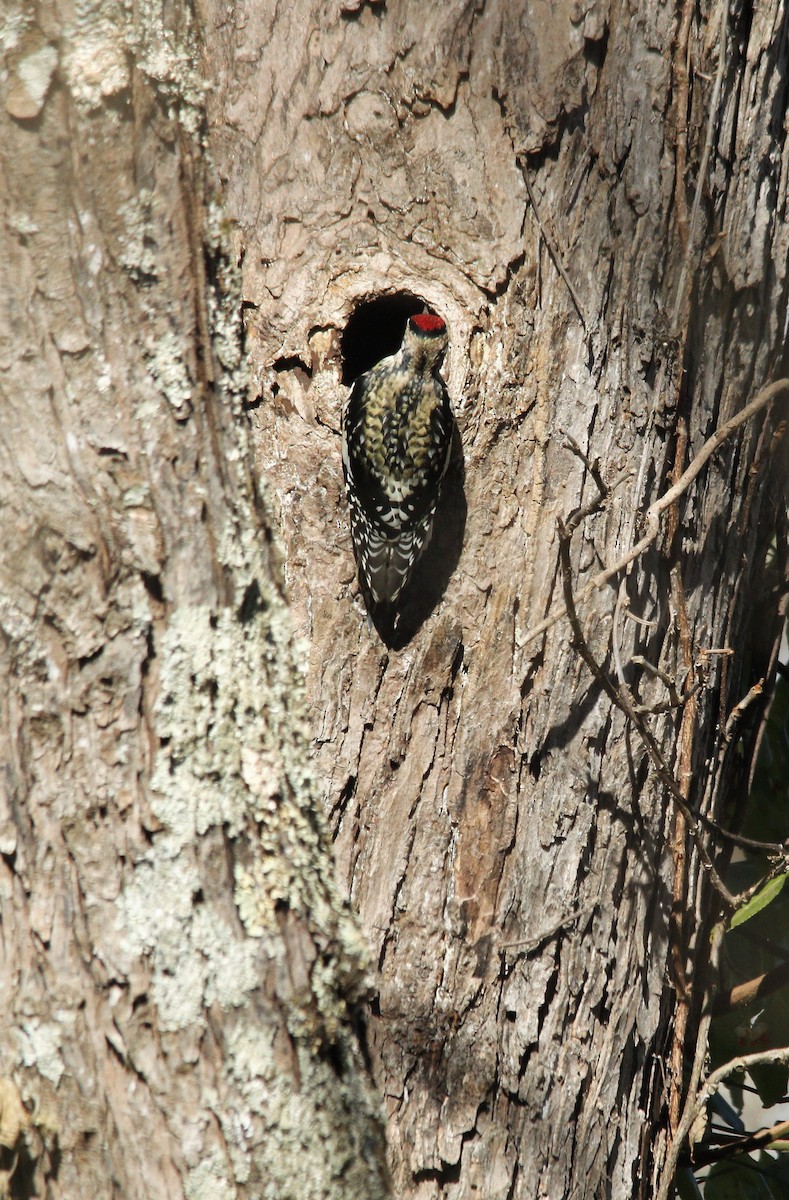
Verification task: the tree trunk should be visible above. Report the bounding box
[204,0,789,1197]
[2,1,787,1199]
[0,5,387,1199]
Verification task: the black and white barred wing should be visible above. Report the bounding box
[342,375,451,605]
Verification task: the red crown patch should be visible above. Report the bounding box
[410,313,446,334]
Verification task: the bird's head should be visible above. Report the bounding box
[403,313,448,371]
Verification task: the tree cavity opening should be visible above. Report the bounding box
[341,293,440,384]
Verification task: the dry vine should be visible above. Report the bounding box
[656,1047,789,1200]
[523,378,789,649]
[546,379,789,908]
[550,378,789,1197]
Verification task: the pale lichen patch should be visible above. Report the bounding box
[184,1152,238,1200]
[16,1020,65,1087]
[9,42,57,118]
[128,0,206,136]
[58,3,130,109]
[144,330,193,416]
[105,174,386,1191]
[117,192,158,283]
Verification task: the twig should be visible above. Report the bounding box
[631,653,702,717]
[711,959,789,1017]
[522,378,789,648]
[556,518,739,907]
[686,1117,789,1167]
[666,415,695,1134]
[622,609,658,630]
[684,1119,789,1168]
[723,680,765,742]
[561,432,608,498]
[746,533,789,795]
[501,903,598,952]
[634,683,702,717]
[524,173,589,332]
[553,441,789,872]
[632,656,683,699]
[687,812,788,855]
[656,1047,789,1200]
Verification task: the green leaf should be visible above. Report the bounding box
[730,875,789,930]
[676,1166,704,1199]
[702,1160,764,1199]
[745,673,789,844]
[747,1058,789,1109]
[703,1152,789,1199]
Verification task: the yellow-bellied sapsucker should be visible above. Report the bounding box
[342,313,453,609]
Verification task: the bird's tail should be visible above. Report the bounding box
[355,521,430,607]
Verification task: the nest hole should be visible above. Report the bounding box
[341,292,439,384]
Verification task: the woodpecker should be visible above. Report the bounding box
[342,312,453,610]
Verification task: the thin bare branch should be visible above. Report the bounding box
[711,959,789,1017]
[522,379,789,648]
[689,813,788,855]
[685,1117,789,1168]
[555,518,739,907]
[632,656,682,695]
[657,1047,789,1200]
[724,680,765,742]
[524,172,590,332]
[501,903,598,952]
[633,683,702,717]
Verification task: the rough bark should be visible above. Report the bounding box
[203,0,789,1197]
[2,0,788,1198]
[0,4,388,1199]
